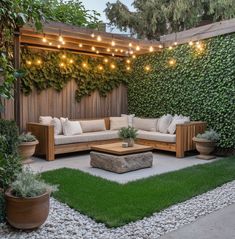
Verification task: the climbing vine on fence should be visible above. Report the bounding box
[21,48,129,102]
[128,33,235,148]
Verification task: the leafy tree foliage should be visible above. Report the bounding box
[105,0,235,39]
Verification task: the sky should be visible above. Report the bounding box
[81,0,134,33]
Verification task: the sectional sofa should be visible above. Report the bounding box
[27,115,206,161]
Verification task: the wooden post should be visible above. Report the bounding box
[13,29,21,129]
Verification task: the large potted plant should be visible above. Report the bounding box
[5,168,57,229]
[18,132,38,161]
[118,126,138,147]
[193,129,220,160]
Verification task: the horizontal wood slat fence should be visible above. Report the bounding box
[1,82,128,130]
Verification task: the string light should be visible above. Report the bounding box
[42,34,47,43]
[132,55,136,59]
[96,50,99,54]
[126,59,131,64]
[115,49,118,52]
[59,35,64,42]
[98,65,103,70]
[110,63,115,69]
[111,40,115,46]
[49,42,52,46]
[149,46,154,52]
[91,33,95,38]
[103,58,108,63]
[145,65,150,71]
[112,53,115,57]
[62,54,66,59]
[57,45,61,49]
[69,59,74,64]
[169,59,176,66]
[158,44,163,49]
[79,43,83,47]
[168,46,173,50]
[82,62,87,68]
[129,43,132,47]
[120,49,124,53]
[126,66,131,71]
[59,62,65,67]
[97,36,102,41]
[107,48,111,52]
[174,42,178,46]
[129,50,134,55]
[26,60,32,65]
[136,45,140,51]
[91,46,96,51]
[189,41,194,46]
[36,59,42,65]
[62,41,65,45]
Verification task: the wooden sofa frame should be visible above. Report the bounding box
[27,119,206,161]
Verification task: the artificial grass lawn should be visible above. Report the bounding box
[42,157,235,228]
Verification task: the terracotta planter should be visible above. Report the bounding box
[5,189,50,230]
[124,138,134,147]
[18,140,39,161]
[193,137,216,160]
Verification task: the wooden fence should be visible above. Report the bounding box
[1,82,128,130]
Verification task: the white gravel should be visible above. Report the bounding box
[1,180,235,239]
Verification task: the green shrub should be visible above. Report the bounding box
[19,132,37,143]
[11,168,57,198]
[128,33,235,148]
[0,119,19,155]
[118,126,138,140]
[196,129,220,142]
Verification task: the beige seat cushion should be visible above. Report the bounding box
[133,117,158,131]
[55,130,119,145]
[137,130,176,143]
[80,119,106,133]
[110,117,128,130]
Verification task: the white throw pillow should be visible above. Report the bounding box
[62,119,83,136]
[167,117,190,134]
[121,114,135,127]
[157,114,173,133]
[39,116,53,125]
[110,117,128,130]
[79,119,106,133]
[51,117,62,135]
[133,117,158,131]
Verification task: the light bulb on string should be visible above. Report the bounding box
[97,36,102,41]
[79,43,83,47]
[104,58,108,63]
[136,46,140,51]
[111,40,115,46]
[149,46,154,52]
[110,63,115,69]
[189,41,194,46]
[145,65,150,71]
[42,34,47,43]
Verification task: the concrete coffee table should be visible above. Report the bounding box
[90,142,153,173]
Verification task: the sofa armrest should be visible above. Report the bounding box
[175,121,207,157]
[27,122,55,161]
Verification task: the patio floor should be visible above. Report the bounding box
[28,151,218,184]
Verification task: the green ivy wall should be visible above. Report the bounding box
[128,34,235,148]
[21,48,128,102]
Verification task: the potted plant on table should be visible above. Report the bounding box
[193,129,220,160]
[18,132,38,162]
[118,126,138,147]
[5,168,57,230]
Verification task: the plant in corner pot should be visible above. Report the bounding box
[118,126,138,147]
[5,168,57,230]
[193,129,220,160]
[18,132,39,162]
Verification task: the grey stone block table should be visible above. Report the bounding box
[90,142,153,174]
